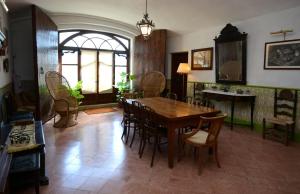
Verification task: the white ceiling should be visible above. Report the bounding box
[6,0,300,35]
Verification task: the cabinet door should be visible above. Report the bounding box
[33,5,58,122]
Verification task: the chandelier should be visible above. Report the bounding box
[136,0,155,40]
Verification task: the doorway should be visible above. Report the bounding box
[171,52,188,101]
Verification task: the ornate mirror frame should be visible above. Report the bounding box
[214,23,247,84]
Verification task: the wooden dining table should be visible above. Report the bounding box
[129,97,220,168]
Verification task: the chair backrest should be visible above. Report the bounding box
[198,114,227,143]
[121,98,131,115]
[166,93,177,100]
[132,101,143,120]
[194,99,214,108]
[184,96,194,104]
[141,105,158,129]
[141,71,166,98]
[274,89,298,122]
[45,71,71,100]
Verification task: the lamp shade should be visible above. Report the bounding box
[177,63,191,74]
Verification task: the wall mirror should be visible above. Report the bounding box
[215,23,247,84]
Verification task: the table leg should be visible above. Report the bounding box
[250,98,255,130]
[40,148,49,185]
[167,122,176,168]
[230,98,235,130]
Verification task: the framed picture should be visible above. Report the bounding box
[191,47,213,70]
[264,39,300,69]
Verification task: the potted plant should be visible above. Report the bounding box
[115,72,136,101]
[68,81,84,104]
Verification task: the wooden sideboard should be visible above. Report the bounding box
[202,90,256,130]
[0,121,48,193]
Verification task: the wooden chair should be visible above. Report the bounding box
[45,71,79,128]
[120,98,134,144]
[129,101,143,148]
[179,114,227,175]
[263,89,298,145]
[140,71,166,98]
[184,96,194,104]
[166,93,178,100]
[139,106,167,167]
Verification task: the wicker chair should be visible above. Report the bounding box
[45,71,79,128]
[179,114,227,175]
[140,71,166,98]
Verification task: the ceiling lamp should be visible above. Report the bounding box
[136,0,155,40]
[0,0,8,12]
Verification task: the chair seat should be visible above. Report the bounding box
[55,106,78,113]
[265,116,294,126]
[186,130,209,144]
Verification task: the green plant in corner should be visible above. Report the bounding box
[68,81,84,104]
[115,72,136,100]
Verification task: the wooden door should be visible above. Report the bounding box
[32,5,58,122]
[171,52,188,101]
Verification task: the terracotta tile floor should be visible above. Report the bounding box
[14,110,300,194]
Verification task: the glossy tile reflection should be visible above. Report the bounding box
[13,109,300,194]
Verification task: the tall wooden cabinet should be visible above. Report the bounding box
[133,30,167,89]
[9,5,58,122]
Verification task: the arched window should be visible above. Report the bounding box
[59,30,130,104]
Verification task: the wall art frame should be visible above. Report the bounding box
[191,47,213,70]
[264,39,300,70]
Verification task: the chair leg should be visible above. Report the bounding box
[262,118,266,139]
[140,132,147,158]
[151,135,158,167]
[285,125,290,146]
[125,122,131,144]
[198,147,203,175]
[121,120,127,141]
[214,143,221,168]
[130,124,137,148]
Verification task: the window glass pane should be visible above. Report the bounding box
[64,40,78,47]
[115,54,127,66]
[59,31,79,43]
[107,39,119,50]
[99,52,113,93]
[62,51,78,64]
[82,39,96,49]
[92,38,105,49]
[115,37,129,48]
[115,67,127,85]
[100,41,113,50]
[62,65,78,88]
[73,36,88,47]
[115,45,126,51]
[81,50,97,94]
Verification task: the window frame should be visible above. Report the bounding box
[58,30,130,94]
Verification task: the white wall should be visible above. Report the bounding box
[167,6,300,88]
[0,6,10,88]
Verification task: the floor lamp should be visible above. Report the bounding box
[177,63,191,101]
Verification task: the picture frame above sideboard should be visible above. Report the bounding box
[264,39,300,70]
[191,47,213,70]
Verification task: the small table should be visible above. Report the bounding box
[129,97,220,168]
[202,90,256,130]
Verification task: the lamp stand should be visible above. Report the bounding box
[182,73,186,101]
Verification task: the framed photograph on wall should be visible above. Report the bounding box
[264,39,300,69]
[191,47,213,70]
